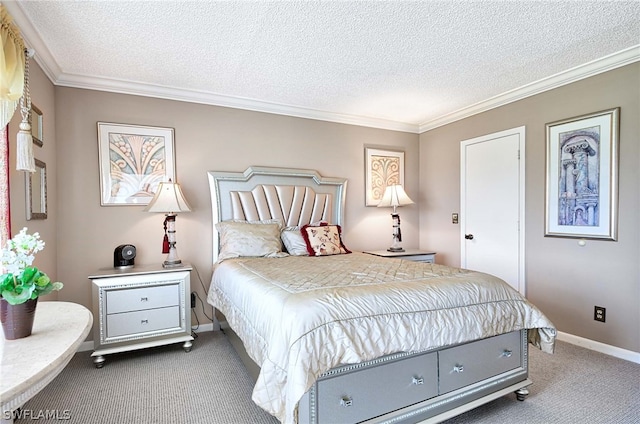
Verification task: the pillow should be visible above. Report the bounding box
[281,226,309,256]
[215,220,288,262]
[301,224,351,256]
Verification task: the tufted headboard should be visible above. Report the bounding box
[207,166,347,263]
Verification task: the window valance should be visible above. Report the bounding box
[1,4,25,128]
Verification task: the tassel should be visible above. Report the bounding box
[16,48,35,172]
[16,121,35,172]
[162,217,169,253]
[162,234,170,254]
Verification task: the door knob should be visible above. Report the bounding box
[465,234,474,240]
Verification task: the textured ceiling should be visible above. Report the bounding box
[6,0,640,133]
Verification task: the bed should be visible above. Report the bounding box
[206,166,556,424]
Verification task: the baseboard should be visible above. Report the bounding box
[557,331,640,364]
[76,321,219,353]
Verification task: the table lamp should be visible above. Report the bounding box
[144,179,192,267]
[377,184,414,252]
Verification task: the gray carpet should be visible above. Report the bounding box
[15,330,640,423]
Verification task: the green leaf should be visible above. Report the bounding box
[20,267,38,285]
[1,286,34,305]
[35,273,50,287]
[0,274,14,292]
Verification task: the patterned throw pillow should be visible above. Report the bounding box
[301,224,351,256]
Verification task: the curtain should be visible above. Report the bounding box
[1,4,25,128]
[0,125,9,248]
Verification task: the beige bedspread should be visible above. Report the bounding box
[207,252,556,423]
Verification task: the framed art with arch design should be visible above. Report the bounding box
[544,107,620,240]
[97,122,175,206]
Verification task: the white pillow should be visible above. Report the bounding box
[281,226,309,256]
[215,220,288,262]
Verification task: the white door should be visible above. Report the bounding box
[460,127,525,294]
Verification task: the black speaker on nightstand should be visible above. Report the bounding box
[113,244,136,269]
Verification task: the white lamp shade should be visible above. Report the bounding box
[143,181,192,213]
[377,185,414,208]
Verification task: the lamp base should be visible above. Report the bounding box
[162,260,183,268]
[387,247,405,252]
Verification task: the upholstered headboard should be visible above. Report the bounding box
[207,166,347,263]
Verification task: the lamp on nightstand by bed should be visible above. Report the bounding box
[144,179,192,267]
[377,184,414,252]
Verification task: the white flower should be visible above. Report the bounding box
[1,228,45,274]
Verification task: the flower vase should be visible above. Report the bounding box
[0,298,38,340]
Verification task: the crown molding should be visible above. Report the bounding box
[6,2,638,135]
[418,45,640,133]
[54,73,420,133]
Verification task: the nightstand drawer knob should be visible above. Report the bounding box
[412,376,424,385]
[464,234,474,240]
[453,365,464,373]
[501,350,513,358]
[140,297,148,302]
[141,319,149,324]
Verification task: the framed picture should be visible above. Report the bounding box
[545,108,619,240]
[365,147,405,206]
[97,122,175,206]
[30,104,43,147]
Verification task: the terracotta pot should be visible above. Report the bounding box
[0,297,38,340]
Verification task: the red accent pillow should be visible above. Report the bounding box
[301,224,351,256]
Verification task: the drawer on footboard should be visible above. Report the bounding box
[438,331,522,394]
[316,351,438,423]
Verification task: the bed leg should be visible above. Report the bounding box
[515,387,529,401]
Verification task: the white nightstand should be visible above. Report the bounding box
[363,249,437,263]
[88,263,194,368]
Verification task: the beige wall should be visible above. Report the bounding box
[53,87,419,335]
[419,63,640,353]
[7,59,58,300]
[9,60,638,354]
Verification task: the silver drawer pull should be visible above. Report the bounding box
[141,319,149,324]
[412,376,424,385]
[453,365,464,373]
[340,396,352,407]
[140,297,149,302]
[501,350,513,358]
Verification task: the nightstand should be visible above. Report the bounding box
[363,249,436,263]
[88,263,194,368]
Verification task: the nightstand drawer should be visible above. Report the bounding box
[363,250,436,263]
[403,253,435,263]
[438,331,521,394]
[105,283,180,314]
[106,306,180,338]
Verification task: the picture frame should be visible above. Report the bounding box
[544,107,619,240]
[97,122,175,206]
[30,104,43,147]
[365,147,405,206]
[25,158,47,220]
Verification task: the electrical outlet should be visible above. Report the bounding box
[594,306,606,322]
[191,292,196,309]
